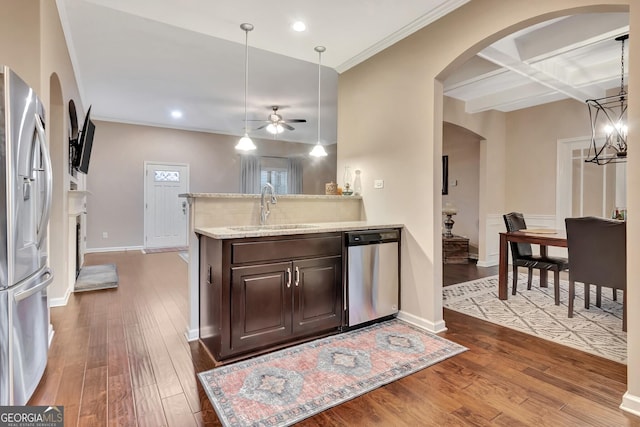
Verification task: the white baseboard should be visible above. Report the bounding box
[49,288,71,307]
[621,391,640,417]
[185,328,199,342]
[476,260,498,267]
[397,310,447,334]
[85,245,144,254]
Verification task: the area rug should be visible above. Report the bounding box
[74,263,118,292]
[443,274,626,363]
[198,319,466,427]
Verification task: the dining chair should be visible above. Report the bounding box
[503,212,569,305]
[565,216,627,331]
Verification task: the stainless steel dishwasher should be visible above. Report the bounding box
[345,229,400,327]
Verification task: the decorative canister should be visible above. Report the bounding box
[325,181,338,195]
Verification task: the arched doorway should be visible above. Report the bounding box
[47,73,70,305]
[338,0,637,416]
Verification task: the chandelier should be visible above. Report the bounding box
[585,34,628,165]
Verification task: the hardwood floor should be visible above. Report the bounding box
[30,251,639,426]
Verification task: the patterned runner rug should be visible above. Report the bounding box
[198,319,466,427]
[443,274,626,363]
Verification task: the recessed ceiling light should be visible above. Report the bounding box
[171,110,183,119]
[292,21,306,32]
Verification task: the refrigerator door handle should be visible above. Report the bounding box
[34,114,53,249]
[13,267,53,303]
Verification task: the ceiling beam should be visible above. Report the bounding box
[477,46,598,103]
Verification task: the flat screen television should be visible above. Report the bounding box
[74,106,95,174]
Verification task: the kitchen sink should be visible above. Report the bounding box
[228,224,319,231]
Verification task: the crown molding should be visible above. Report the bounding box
[335,0,470,73]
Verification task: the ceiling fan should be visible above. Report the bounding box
[251,106,306,134]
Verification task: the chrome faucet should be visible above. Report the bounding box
[260,183,277,225]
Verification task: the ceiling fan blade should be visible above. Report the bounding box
[255,124,269,130]
[281,123,295,131]
[283,119,306,123]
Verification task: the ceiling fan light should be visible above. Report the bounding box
[310,143,328,157]
[266,123,284,134]
[236,134,256,151]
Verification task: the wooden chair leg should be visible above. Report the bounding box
[527,268,533,290]
[596,285,602,308]
[568,279,575,318]
[613,288,617,301]
[512,265,518,295]
[553,270,560,305]
[584,283,590,309]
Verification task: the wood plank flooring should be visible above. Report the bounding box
[29,251,639,426]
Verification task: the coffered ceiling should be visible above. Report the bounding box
[56,1,629,144]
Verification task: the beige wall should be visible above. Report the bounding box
[0,1,40,90]
[625,0,639,409]
[339,0,639,413]
[443,122,481,251]
[85,120,337,249]
[505,98,592,214]
[443,96,507,262]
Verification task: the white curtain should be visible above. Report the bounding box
[240,155,261,194]
[287,157,303,194]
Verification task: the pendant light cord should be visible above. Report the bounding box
[315,46,326,144]
[317,49,322,143]
[244,27,250,134]
[620,36,625,96]
[241,23,254,136]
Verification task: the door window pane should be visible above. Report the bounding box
[154,170,180,182]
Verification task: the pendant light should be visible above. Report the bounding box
[310,46,328,157]
[585,34,628,165]
[236,23,256,151]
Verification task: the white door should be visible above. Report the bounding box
[144,162,189,249]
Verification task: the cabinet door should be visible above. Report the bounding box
[231,262,293,352]
[292,256,342,335]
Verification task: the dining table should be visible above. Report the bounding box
[498,229,568,300]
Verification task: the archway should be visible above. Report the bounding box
[338,0,637,417]
[431,2,636,417]
[47,72,70,305]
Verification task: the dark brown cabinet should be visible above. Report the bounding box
[200,232,343,361]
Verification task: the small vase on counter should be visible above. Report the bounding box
[353,170,362,196]
[343,166,353,196]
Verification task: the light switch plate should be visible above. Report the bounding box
[374,179,384,189]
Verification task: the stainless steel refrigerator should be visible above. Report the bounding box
[0,66,54,405]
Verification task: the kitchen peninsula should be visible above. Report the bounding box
[180,193,402,360]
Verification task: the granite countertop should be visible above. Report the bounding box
[196,221,403,239]
[180,192,362,200]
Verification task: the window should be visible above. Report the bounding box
[260,157,288,194]
[154,170,180,182]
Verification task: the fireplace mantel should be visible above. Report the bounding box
[68,190,90,216]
